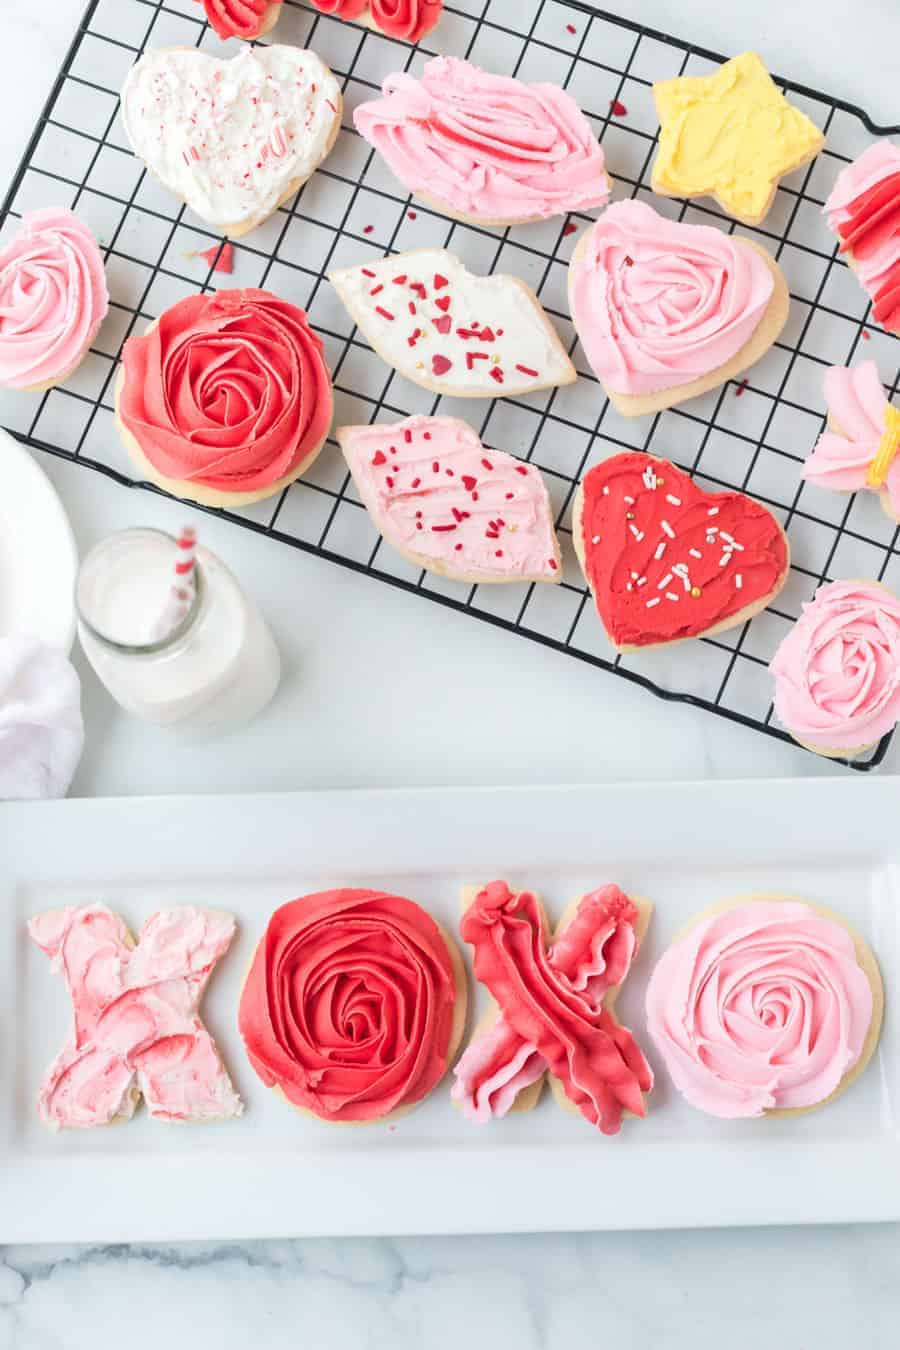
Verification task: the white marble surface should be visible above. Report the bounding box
[1,1,899,1346]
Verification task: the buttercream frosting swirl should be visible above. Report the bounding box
[238,889,460,1122]
[770,579,900,752]
[645,900,875,1118]
[353,56,609,223]
[0,208,108,390]
[198,0,281,39]
[803,362,900,515]
[457,881,652,1134]
[118,288,332,494]
[569,199,775,396]
[310,0,442,43]
[825,141,900,333]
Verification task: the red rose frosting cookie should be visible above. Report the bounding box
[120,46,342,236]
[238,889,466,1124]
[329,248,575,398]
[803,362,900,521]
[646,897,882,1119]
[337,415,562,584]
[770,579,900,757]
[197,0,282,39]
[0,208,108,392]
[353,57,610,226]
[825,141,900,334]
[574,452,789,651]
[116,288,332,508]
[568,200,789,416]
[29,905,243,1131]
[309,0,442,44]
[453,881,653,1135]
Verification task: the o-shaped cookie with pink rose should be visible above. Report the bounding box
[238,889,467,1124]
[646,897,883,1119]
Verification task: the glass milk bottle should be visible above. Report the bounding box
[76,528,280,731]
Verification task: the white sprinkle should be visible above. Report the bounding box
[630,570,639,579]
[624,495,635,504]
[646,597,661,608]
[719,552,731,567]
[592,535,601,545]
[719,531,743,550]
[706,527,718,537]
[708,507,719,516]
[636,576,648,587]
[642,467,658,490]
[629,524,644,542]
[653,542,667,561]
[665,591,680,602]
[657,572,673,590]
[602,485,610,496]
[672,562,691,591]
[626,582,633,591]
[689,548,702,559]
[665,494,682,506]
[661,519,675,539]
[735,573,743,589]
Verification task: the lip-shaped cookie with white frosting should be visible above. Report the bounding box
[329,249,576,398]
[120,46,342,237]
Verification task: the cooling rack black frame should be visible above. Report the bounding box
[2,0,899,770]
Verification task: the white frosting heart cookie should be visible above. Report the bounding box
[120,46,342,237]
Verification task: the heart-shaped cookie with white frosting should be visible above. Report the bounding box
[120,46,342,237]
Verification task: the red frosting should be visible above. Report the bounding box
[836,171,900,331]
[579,452,788,648]
[309,0,441,43]
[460,882,652,1134]
[238,889,459,1122]
[199,0,281,40]
[119,289,332,494]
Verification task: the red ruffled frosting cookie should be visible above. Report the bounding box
[198,0,281,40]
[310,0,441,44]
[118,288,332,496]
[238,889,462,1122]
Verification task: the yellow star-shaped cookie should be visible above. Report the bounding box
[651,52,825,226]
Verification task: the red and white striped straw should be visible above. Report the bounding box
[148,526,197,642]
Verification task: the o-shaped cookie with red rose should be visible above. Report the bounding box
[238,889,467,1124]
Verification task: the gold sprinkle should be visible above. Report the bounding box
[691,586,702,598]
[491,354,501,363]
[626,511,635,520]
[657,476,665,485]
[415,361,424,369]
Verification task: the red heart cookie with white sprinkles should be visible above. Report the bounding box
[574,452,789,650]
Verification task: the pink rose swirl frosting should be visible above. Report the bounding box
[769,580,900,751]
[645,900,874,1119]
[353,56,609,223]
[803,362,900,513]
[452,885,644,1121]
[569,199,775,396]
[0,208,108,390]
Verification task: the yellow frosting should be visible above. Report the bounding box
[866,405,900,489]
[652,52,825,223]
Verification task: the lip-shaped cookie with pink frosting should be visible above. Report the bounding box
[803,362,900,521]
[568,199,789,416]
[353,56,610,227]
[336,415,562,584]
[824,141,900,334]
[0,208,108,393]
[770,579,900,757]
[646,896,882,1120]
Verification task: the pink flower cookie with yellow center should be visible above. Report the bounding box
[0,208,108,392]
[770,579,900,758]
[568,199,789,416]
[802,362,900,521]
[646,897,882,1119]
[336,415,562,584]
[353,56,610,226]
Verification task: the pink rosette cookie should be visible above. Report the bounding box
[802,363,900,521]
[646,898,882,1120]
[309,0,442,43]
[353,56,610,226]
[568,199,789,416]
[0,208,108,392]
[197,0,282,39]
[824,141,900,334]
[769,579,900,757]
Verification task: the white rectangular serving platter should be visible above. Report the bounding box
[1,778,899,1243]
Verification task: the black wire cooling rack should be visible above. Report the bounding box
[1,0,899,768]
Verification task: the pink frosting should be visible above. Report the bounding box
[770,580,900,751]
[825,141,900,295]
[353,56,609,223]
[803,362,899,512]
[0,208,108,389]
[28,905,243,1130]
[339,415,561,581]
[646,900,873,1118]
[569,199,775,396]
[452,885,642,1121]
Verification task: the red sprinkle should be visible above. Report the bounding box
[735,379,748,397]
[411,477,421,488]
[435,295,452,312]
[403,429,412,442]
[363,224,374,234]
[515,364,539,377]
[549,559,558,571]
[408,210,417,219]
[432,354,452,375]
[434,273,449,289]
[479,326,496,343]
[408,302,416,315]
[566,23,576,33]
[495,550,504,557]
[407,327,422,347]
[370,284,383,296]
[375,306,395,320]
[515,465,528,475]
[410,282,427,299]
[505,492,514,500]
[489,366,504,384]
[385,476,394,488]
[371,451,387,466]
[196,242,233,273]
[862,329,872,341]
[454,543,463,551]
[481,458,494,470]
[433,314,452,334]
[562,221,578,237]
[393,274,407,285]
[432,461,440,472]
[361,268,375,277]
[432,524,457,532]
[462,475,477,491]
[466,351,490,369]
[610,99,628,117]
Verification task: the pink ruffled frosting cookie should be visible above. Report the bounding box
[824,141,900,333]
[646,900,875,1119]
[803,362,900,517]
[770,579,900,753]
[569,199,775,397]
[353,56,609,224]
[0,208,108,390]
